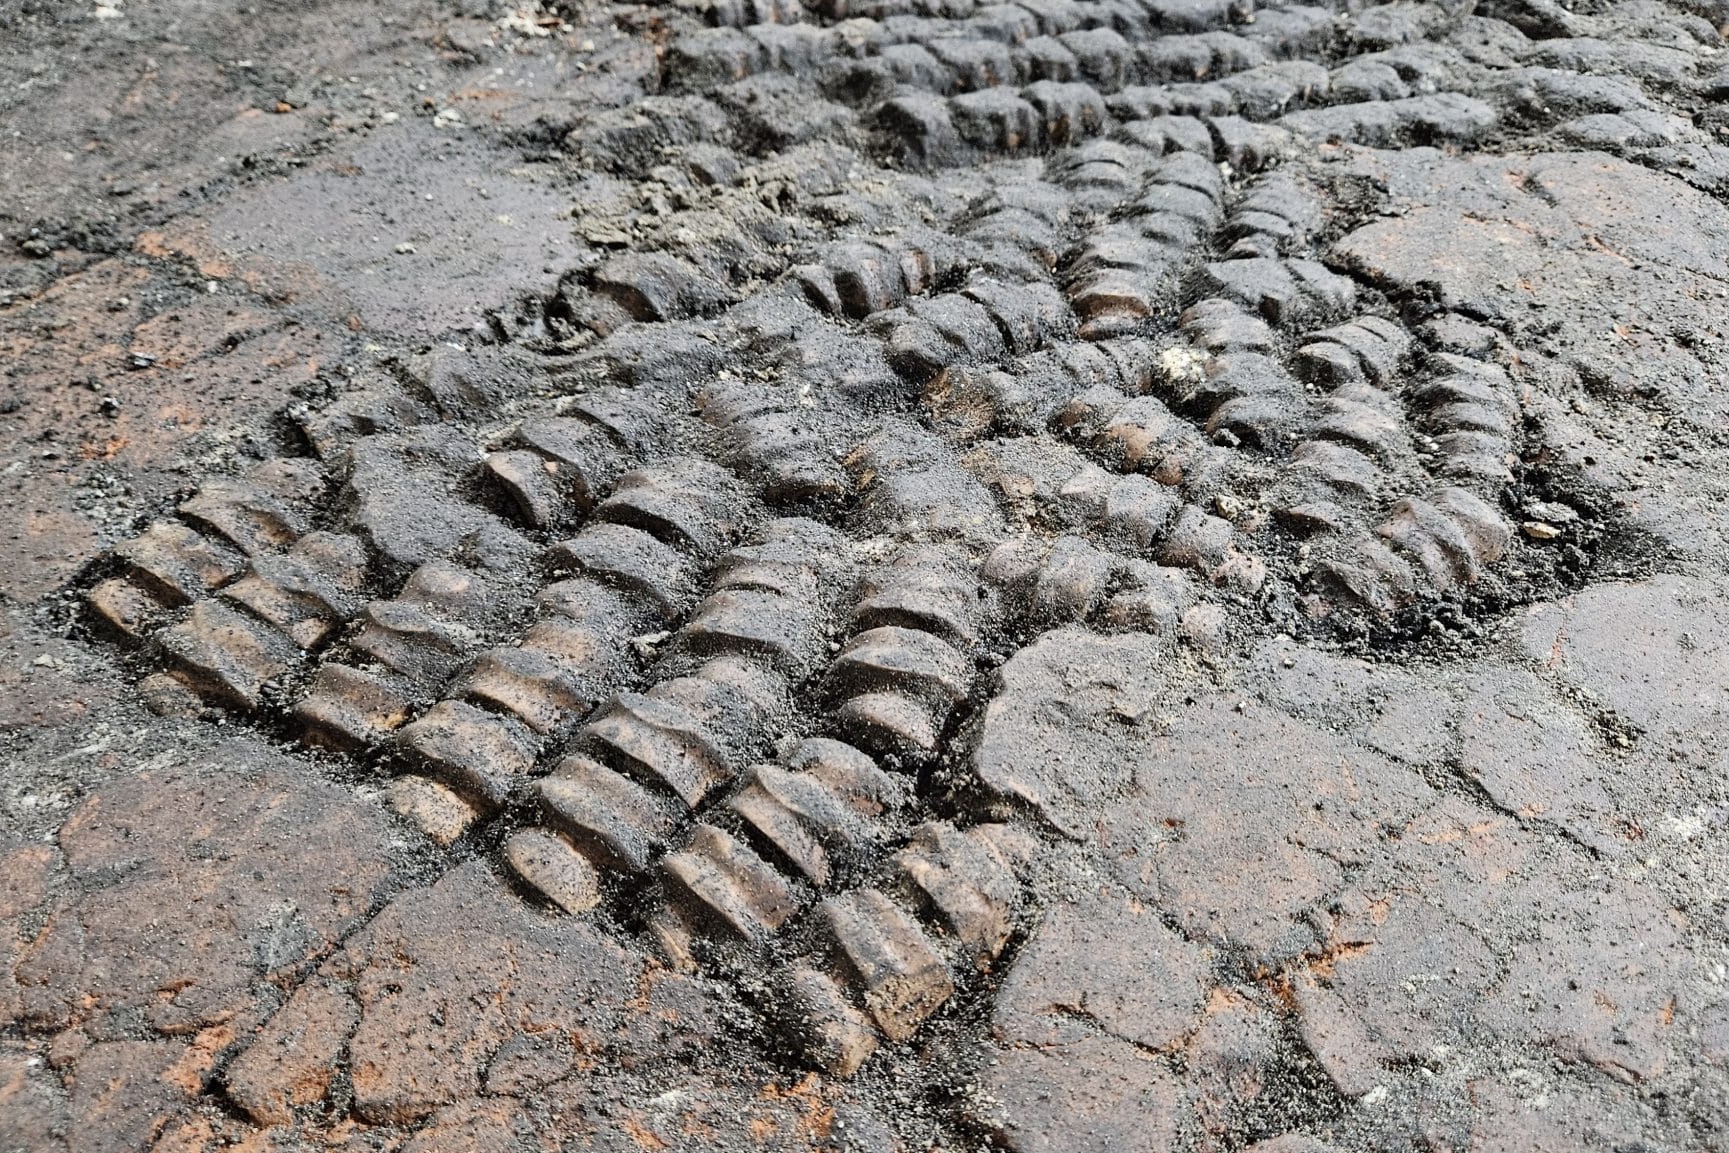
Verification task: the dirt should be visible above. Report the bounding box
[6,0,1729,1148]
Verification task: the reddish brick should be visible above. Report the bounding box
[66,1039,194,1153]
[1104,696,1433,967]
[9,750,394,1038]
[326,862,640,1126]
[1246,636,1459,767]
[1243,1138,1345,1153]
[994,887,1211,1050]
[399,1097,524,1153]
[1393,799,1690,1084]
[1478,882,1687,1084]
[1458,670,1630,854]
[1292,893,1496,1096]
[0,1042,67,1153]
[0,842,56,922]
[1185,990,1284,1148]
[1465,1078,1665,1152]
[976,1037,1186,1153]
[224,979,359,1127]
[973,628,1172,839]
[1522,576,1729,753]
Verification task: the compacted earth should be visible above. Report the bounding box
[7,0,1729,1147]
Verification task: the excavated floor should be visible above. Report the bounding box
[6,0,1729,1148]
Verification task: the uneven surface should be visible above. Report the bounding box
[6,0,1729,1146]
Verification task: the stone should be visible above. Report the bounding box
[985,535,1115,625]
[29,2,1729,1141]
[1246,636,1460,766]
[294,663,412,751]
[483,448,576,530]
[1291,973,1383,1099]
[178,471,314,556]
[1394,798,1691,1084]
[585,684,743,808]
[552,523,698,617]
[136,671,205,719]
[849,545,986,648]
[597,458,750,556]
[513,417,629,508]
[1521,576,1729,750]
[385,774,483,846]
[351,598,479,686]
[786,738,902,814]
[1243,1137,1347,1153]
[1480,880,1688,1083]
[85,577,171,641]
[221,534,365,650]
[113,521,244,606]
[1465,1077,1668,1152]
[346,429,534,572]
[1280,92,1496,145]
[592,251,736,321]
[1156,505,1234,571]
[461,647,596,735]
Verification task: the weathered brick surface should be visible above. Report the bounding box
[0,746,396,1151]
[223,979,358,1127]
[5,752,394,1040]
[0,1041,67,1153]
[1336,153,1729,562]
[973,627,1181,839]
[12,0,1729,1140]
[977,1037,1187,1153]
[994,887,1210,1049]
[971,602,1716,1147]
[1521,576,1729,753]
[1457,669,1628,853]
[1103,696,1433,968]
